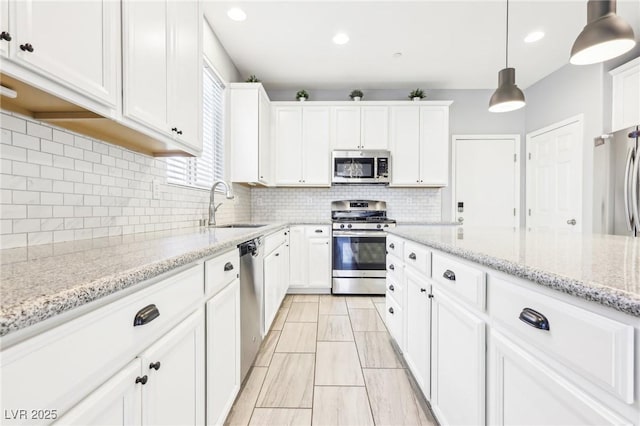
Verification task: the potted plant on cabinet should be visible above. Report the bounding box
[349,89,363,101]
[409,89,425,101]
[296,90,309,101]
[245,75,260,82]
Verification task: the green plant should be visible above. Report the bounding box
[296,89,309,100]
[409,89,425,99]
[245,75,260,83]
[349,89,364,99]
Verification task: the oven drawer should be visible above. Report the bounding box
[386,234,404,257]
[403,241,431,276]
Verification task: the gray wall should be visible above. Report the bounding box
[267,88,526,222]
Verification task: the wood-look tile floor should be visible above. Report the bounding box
[225,295,437,426]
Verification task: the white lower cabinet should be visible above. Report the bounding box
[488,331,629,426]
[206,279,241,426]
[404,270,431,398]
[288,225,331,290]
[56,308,205,426]
[55,359,142,426]
[430,286,485,426]
[264,240,288,331]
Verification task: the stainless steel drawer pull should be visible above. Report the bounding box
[315,229,323,233]
[224,262,234,272]
[388,307,394,314]
[133,304,160,326]
[389,243,395,249]
[389,264,395,270]
[389,284,395,291]
[519,308,550,331]
[443,270,456,281]
[409,253,417,260]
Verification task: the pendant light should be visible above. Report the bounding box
[489,0,525,113]
[570,0,636,65]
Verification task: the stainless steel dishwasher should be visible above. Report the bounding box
[239,237,264,381]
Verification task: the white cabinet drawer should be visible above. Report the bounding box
[264,228,288,255]
[205,249,239,297]
[386,253,404,291]
[385,295,403,348]
[0,264,203,423]
[386,273,404,308]
[403,241,431,276]
[489,276,634,403]
[431,252,485,310]
[386,234,404,257]
[305,225,330,237]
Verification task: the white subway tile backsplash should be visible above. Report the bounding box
[1,233,27,249]
[27,205,52,218]
[28,231,53,245]
[53,229,74,243]
[74,136,93,150]
[52,129,74,144]
[0,174,27,191]
[26,177,52,192]
[63,194,83,205]
[28,150,53,166]
[0,189,11,204]
[12,161,39,177]
[13,190,40,205]
[1,204,26,219]
[64,145,84,160]
[1,144,27,162]
[40,192,63,205]
[27,122,53,140]
[74,159,92,172]
[0,219,12,234]
[41,139,64,156]
[12,133,40,151]
[41,218,64,231]
[1,113,26,133]
[53,206,74,217]
[1,158,11,174]
[41,166,63,180]
[14,218,41,233]
[63,169,83,183]
[53,155,74,170]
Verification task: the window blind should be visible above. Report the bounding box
[167,63,225,189]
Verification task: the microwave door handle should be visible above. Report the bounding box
[632,148,640,232]
[624,147,634,231]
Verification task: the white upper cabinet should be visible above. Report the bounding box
[610,57,640,132]
[390,103,451,186]
[274,105,331,186]
[0,0,10,58]
[122,0,202,154]
[230,83,272,185]
[6,0,120,113]
[332,106,389,150]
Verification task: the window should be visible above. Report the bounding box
[167,63,225,189]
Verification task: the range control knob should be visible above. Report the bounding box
[340,224,345,229]
[347,224,352,229]
[377,224,382,229]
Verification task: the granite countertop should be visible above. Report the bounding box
[0,224,287,338]
[389,225,640,317]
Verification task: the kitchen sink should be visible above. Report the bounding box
[212,224,267,228]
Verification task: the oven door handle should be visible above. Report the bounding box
[332,231,387,237]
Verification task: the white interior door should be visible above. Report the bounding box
[527,116,583,232]
[453,135,520,227]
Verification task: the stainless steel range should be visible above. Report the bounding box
[331,200,396,294]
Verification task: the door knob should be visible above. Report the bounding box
[566,219,577,225]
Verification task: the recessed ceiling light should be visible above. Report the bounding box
[332,33,349,45]
[524,31,545,43]
[393,52,403,58]
[227,8,246,22]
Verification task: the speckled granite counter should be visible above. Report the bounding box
[0,224,287,337]
[389,225,640,317]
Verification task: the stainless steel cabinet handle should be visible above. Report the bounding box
[566,219,577,225]
[519,307,550,331]
[315,229,323,233]
[133,304,160,326]
[388,264,395,270]
[389,284,395,292]
[224,262,234,271]
[408,253,417,260]
[624,147,634,231]
[388,307,394,314]
[442,270,456,281]
[632,149,639,230]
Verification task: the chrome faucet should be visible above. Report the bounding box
[208,180,234,226]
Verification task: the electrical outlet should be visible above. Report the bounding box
[152,179,161,200]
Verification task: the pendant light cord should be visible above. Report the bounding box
[505,0,509,68]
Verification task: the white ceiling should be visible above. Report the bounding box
[203,0,640,91]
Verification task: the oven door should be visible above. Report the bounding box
[332,231,387,278]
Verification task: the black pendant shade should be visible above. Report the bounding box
[570,0,636,65]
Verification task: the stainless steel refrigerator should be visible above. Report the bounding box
[594,125,639,237]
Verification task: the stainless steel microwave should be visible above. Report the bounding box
[332,150,390,184]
